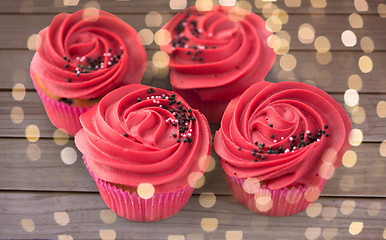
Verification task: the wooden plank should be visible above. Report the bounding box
[1,91,385,141]
[0,0,382,14]
[1,137,385,197]
[1,14,386,51]
[2,49,385,94]
[0,191,385,239]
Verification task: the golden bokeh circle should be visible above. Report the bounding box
[100,209,117,224]
[138,29,154,46]
[12,83,26,101]
[304,187,321,202]
[314,36,330,53]
[199,192,216,208]
[188,172,205,188]
[378,3,386,18]
[145,11,163,27]
[60,147,77,165]
[351,106,366,124]
[82,4,100,22]
[99,229,116,240]
[280,54,297,71]
[358,55,373,73]
[360,36,375,53]
[169,0,187,10]
[54,211,70,226]
[349,129,363,146]
[322,228,338,240]
[225,231,243,240]
[322,207,337,221]
[58,235,74,240]
[310,0,326,8]
[354,0,368,12]
[347,74,363,91]
[206,156,216,173]
[137,183,155,199]
[242,177,260,194]
[201,218,218,232]
[168,235,185,240]
[349,222,364,236]
[380,140,386,157]
[316,51,332,65]
[63,0,79,6]
[265,16,283,33]
[273,9,289,24]
[25,125,40,143]
[195,0,214,11]
[27,143,41,161]
[368,202,381,217]
[284,0,301,7]
[306,202,322,218]
[219,0,236,6]
[340,200,355,215]
[53,129,69,146]
[27,34,41,51]
[339,175,354,192]
[349,13,363,28]
[377,101,386,118]
[298,23,315,44]
[254,189,273,212]
[304,227,321,240]
[152,51,170,69]
[10,106,24,124]
[342,150,357,168]
[154,29,171,46]
[194,174,206,189]
[262,3,278,18]
[21,218,35,232]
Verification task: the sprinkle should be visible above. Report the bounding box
[191,57,195,60]
[66,79,71,82]
[177,138,181,142]
[254,159,258,162]
[63,56,67,60]
[137,98,141,102]
[123,133,128,137]
[261,143,265,147]
[281,137,284,140]
[254,141,258,145]
[270,135,274,139]
[186,51,190,55]
[64,64,68,68]
[198,57,202,61]
[261,155,265,160]
[326,134,330,137]
[273,140,277,143]
[317,139,320,142]
[289,137,293,141]
[306,130,310,134]
[284,149,290,153]
[324,125,329,129]
[269,124,273,128]
[212,46,216,49]
[238,147,241,151]
[173,133,177,138]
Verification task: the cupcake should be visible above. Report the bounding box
[30,9,147,135]
[214,81,352,216]
[160,5,276,123]
[75,84,212,222]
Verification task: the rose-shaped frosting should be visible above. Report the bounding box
[214,81,352,190]
[30,10,147,99]
[75,84,212,193]
[160,5,276,101]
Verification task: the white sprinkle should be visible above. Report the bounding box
[146,97,149,100]
[187,133,192,137]
[281,137,284,140]
[159,105,163,107]
[166,119,169,123]
[108,61,112,66]
[156,101,160,104]
[153,100,156,103]
[273,140,277,143]
[151,96,154,99]
[76,57,80,61]
[284,149,290,153]
[317,139,320,142]
[208,33,213,37]
[189,129,192,132]
[95,66,99,69]
[119,46,123,50]
[293,146,296,150]
[185,123,188,125]
[183,134,186,137]
[182,22,187,26]
[162,94,165,97]
[306,130,310,134]
[75,68,79,71]
[184,44,188,48]
[165,97,169,100]
[103,53,106,57]
[108,53,112,57]
[171,47,176,51]
[175,120,178,123]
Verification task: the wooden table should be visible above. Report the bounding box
[1,0,385,239]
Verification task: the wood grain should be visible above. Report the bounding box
[2,50,386,94]
[1,137,385,197]
[1,14,386,51]
[0,191,385,239]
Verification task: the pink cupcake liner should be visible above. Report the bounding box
[226,175,327,216]
[31,75,90,136]
[173,88,230,123]
[84,157,194,222]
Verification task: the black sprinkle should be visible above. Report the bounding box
[76,73,80,77]
[137,98,141,102]
[177,138,181,142]
[261,143,265,147]
[326,134,330,137]
[238,147,241,151]
[184,138,188,143]
[186,51,191,55]
[324,125,329,129]
[261,155,266,160]
[254,141,258,145]
[64,64,68,68]
[254,159,258,162]
[66,79,71,82]
[191,57,195,60]
[63,56,67,60]
[269,124,273,128]
[212,46,216,49]
[173,133,177,138]
[123,133,128,137]
[198,57,202,61]
[270,135,275,139]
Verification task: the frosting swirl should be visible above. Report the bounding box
[75,84,212,193]
[161,5,276,101]
[30,10,147,99]
[214,82,352,190]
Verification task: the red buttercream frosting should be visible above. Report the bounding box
[214,81,352,190]
[161,5,276,101]
[30,10,147,99]
[75,84,212,193]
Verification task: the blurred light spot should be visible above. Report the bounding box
[378,4,386,18]
[344,89,359,107]
[348,74,362,91]
[276,30,291,43]
[314,36,330,53]
[342,150,357,168]
[201,218,218,232]
[262,3,278,18]
[316,51,332,65]
[306,202,322,218]
[169,0,187,9]
[58,235,73,240]
[286,188,302,204]
[63,0,79,6]
[255,189,273,212]
[242,177,260,194]
[137,183,155,199]
[351,106,366,124]
[310,0,326,8]
[267,35,290,55]
[194,174,206,188]
[206,156,216,172]
[349,13,363,28]
[195,0,213,11]
[138,29,154,46]
[61,147,77,165]
[99,230,116,240]
[236,1,252,12]
[26,125,40,142]
[360,36,374,53]
[186,234,204,240]
[339,175,354,192]
[145,11,163,27]
[349,129,363,146]
[280,54,297,71]
[315,70,331,86]
[354,0,368,12]
[322,228,338,240]
[100,209,117,224]
[188,171,204,188]
[152,64,169,79]
[304,80,317,87]
[284,0,301,7]
[383,228,386,239]
[10,106,24,124]
[154,29,171,46]
[254,0,268,8]
[225,231,243,240]
[305,227,321,240]
[82,1,100,22]
[21,218,35,232]
[27,143,41,161]
[341,200,355,215]
[12,83,26,101]
[341,30,357,47]
[168,235,185,240]
[273,9,289,24]
[265,16,282,32]
[53,129,69,146]
[199,192,216,208]
[371,160,384,176]
[322,207,337,221]
[377,101,386,118]
[152,51,169,69]
[219,0,236,6]
[368,202,381,217]
[20,0,34,13]
[349,222,363,236]
[318,161,335,180]
[298,23,315,44]
[54,212,70,226]
[380,140,386,157]
[27,34,41,51]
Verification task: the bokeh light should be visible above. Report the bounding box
[378,3,386,18]
[199,192,216,208]
[310,0,326,8]
[379,140,386,157]
[99,230,116,240]
[354,0,368,12]
[306,202,322,218]
[323,228,338,240]
[339,175,354,192]
[349,13,363,28]
[54,212,70,226]
[360,36,374,53]
[25,125,40,142]
[201,218,218,232]
[358,55,373,73]
[138,29,154,46]
[169,0,187,9]
[145,11,163,27]
[280,54,297,71]
[349,129,363,146]
[376,101,386,118]
[63,0,79,6]
[344,89,359,107]
[314,36,330,53]
[100,209,117,224]
[284,0,301,7]
[348,74,363,91]
[225,231,243,240]
[10,106,24,124]
[340,200,355,215]
[322,207,337,221]
[298,23,315,44]
[341,30,357,47]
[61,147,77,165]
[137,183,155,199]
[27,143,41,161]
[21,219,35,232]
[12,83,26,101]
[349,222,364,236]
[368,202,381,217]
[305,227,321,240]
